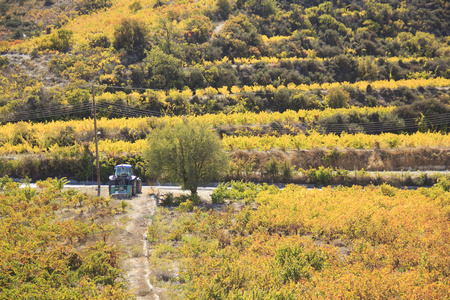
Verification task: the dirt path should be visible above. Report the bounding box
[72,185,213,299]
[77,186,159,299]
[117,187,159,300]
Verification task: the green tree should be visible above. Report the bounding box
[358,56,379,81]
[75,0,111,14]
[144,46,184,89]
[143,121,229,195]
[213,13,263,59]
[152,17,183,56]
[184,15,213,44]
[245,0,277,17]
[113,18,148,61]
[215,0,232,20]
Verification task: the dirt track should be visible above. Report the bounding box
[76,186,212,299]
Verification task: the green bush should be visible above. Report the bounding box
[89,35,111,48]
[178,199,194,212]
[301,166,348,185]
[128,0,142,12]
[379,183,397,197]
[38,29,73,52]
[325,87,350,108]
[275,245,325,283]
[434,176,450,192]
[211,182,230,204]
[76,0,111,14]
[160,193,175,206]
[0,56,8,67]
[113,18,147,61]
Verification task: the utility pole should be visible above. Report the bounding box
[92,85,101,197]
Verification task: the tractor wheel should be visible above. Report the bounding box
[108,180,116,195]
[136,179,142,194]
[132,180,137,196]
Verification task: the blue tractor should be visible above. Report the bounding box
[108,164,142,198]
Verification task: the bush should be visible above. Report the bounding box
[128,0,142,12]
[184,15,213,44]
[0,56,8,67]
[379,183,397,197]
[160,193,175,206]
[434,176,450,192]
[38,29,73,52]
[211,182,230,204]
[215,0,232,20]
[325,87,350,108]
[178,199,194,212]
[262,159,279,182]
[275,245,325,283]
[89,35,111,48]
[113,18,148,61]
[301,167,348,185]
[76,0,111,14]
[302,166,332,185]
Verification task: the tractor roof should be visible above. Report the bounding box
[115,164,132,168]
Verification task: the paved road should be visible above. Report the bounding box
[20,169,449,192]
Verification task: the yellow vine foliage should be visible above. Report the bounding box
[166,184,450,298]
[0,106,447,155]
[193,77,450,96]
[222,131,450,151]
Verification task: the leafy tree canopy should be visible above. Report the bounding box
[143,121,229,194]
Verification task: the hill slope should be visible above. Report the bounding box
[0,0,449,117]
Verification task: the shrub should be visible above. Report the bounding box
[275,245,325,283]
[0,56,7,67]
[184,15,213,44]
[302,166,334,185]
[160,193,175,206]
[262,158,279,182]
[113,18,148,61]
[38,29,73,52]
[75,0,111,14]
[128,0,142,12]
[379,183,397,197]
[211,182,230,204]
[178,199,194,212]
[89,35,111,48]
[324,87,350,108]
[215,0,232,20]
[434,176,450,192]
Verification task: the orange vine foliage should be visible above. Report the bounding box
[163,182,450,298]
[0,177,132,299]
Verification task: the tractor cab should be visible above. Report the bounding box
[115,164,133,178]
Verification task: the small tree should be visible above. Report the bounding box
[143,121,229,195]
[325,87,350,108]
[113,18,148,61]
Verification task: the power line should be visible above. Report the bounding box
[1,82,448,135]
[96,102,161,117]
[1,101,162,123]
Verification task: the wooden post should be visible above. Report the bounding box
[93,85,101,197]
